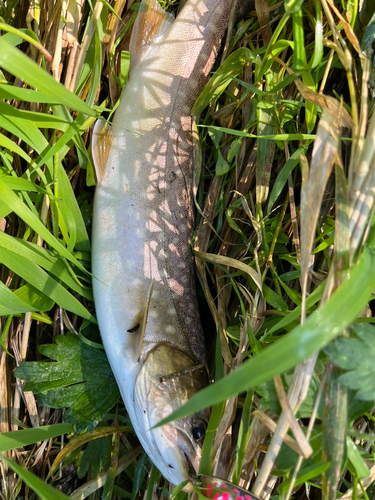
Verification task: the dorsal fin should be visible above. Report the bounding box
[92,119,113,184]
[129,0,174,69]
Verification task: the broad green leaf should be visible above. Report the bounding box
[263,284,288,311]
[324,324,375,401]
[274,428,322,472]
[15,334,120,432]
[77,436,112,479]
[156,246,375,426]
[0,38,96,116]
[361,11,375,51]
[280,462,329,494]
[0,455,71,500]
[278,279,301,306]
[0,423,73,452]
[13,283,54,312]
[346,437,370,478]
[0,23,48,57]
[257,369,323,419]
[132,453,150,500]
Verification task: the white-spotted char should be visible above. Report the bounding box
[92,0,232,487]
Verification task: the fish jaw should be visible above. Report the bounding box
[133,343,210,486]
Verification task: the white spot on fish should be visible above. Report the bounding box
[148,218,161,233]
[160,200,171,216]
[165,220,179,234]
[180,275,188,285]
[169,278,184,296]
[126,259,136,269]
[169,243,180,256]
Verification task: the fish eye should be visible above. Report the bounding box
[192,420,207,442]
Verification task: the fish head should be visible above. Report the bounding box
[134,343,210,488]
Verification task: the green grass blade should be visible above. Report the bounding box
[0,38,96,117]
[233,390,253,484]
[200,125,316,141]
[0,231,92,300]
[307,0,323,69]
[0,179,87,272]
[280,461,330,494]
[267,146,307,214]
[0,423,73,452]
[0,454,71,500]
[0,280,41,315]
[56,160,90,252]
[0,84,58,103]
[192,47,256,116]
[0,245,95,321]
[292,10,307,70]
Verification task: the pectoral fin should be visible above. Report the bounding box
[127,280,155,362]
[92,119,113,184]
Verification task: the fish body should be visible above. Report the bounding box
[92,0,231,486]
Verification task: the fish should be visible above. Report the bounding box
[91,0,232,487]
